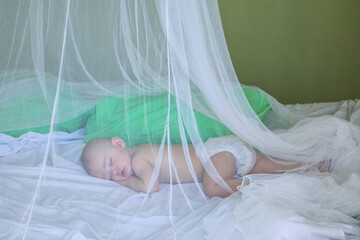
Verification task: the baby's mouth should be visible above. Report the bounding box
[121,168,127,177]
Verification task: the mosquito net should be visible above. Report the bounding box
[1,0,360,239]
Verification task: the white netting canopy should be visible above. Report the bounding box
[1,1,359,239]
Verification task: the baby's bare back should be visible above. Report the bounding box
[133,144,205,184]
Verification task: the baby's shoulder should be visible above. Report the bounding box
[132,144,158,164]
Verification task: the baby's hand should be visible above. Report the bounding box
[113,177,131,186]
[113,175,147,193]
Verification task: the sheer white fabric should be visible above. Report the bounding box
[1,0,359,239]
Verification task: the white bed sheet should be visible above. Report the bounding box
[1,100,360,240]
[266,99,360,126]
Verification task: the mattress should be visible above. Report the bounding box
[1,100,359,240]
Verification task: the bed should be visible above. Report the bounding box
[1,99,359,240]
[1,1,359,239]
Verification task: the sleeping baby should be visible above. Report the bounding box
[81,136,319,198]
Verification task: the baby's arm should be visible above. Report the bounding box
[119,158,160,194]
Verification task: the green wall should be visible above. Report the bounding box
[218,0,360,104]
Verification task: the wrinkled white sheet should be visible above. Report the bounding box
[1,100,359,240]
[265,99,360,127]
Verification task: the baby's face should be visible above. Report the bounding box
[88,142,133,183]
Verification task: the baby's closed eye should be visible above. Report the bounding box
[105,158,113,180]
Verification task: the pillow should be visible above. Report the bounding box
[0,70,95,137]
[3,109,94,138]
[242,85,272,120]
[84,85,271,146]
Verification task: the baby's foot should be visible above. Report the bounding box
[316,160,331,173]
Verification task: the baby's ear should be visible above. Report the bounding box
[111,137,126,148]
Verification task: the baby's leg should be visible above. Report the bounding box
[248,152,311,174]
[202,151,242,198]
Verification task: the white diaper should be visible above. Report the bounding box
[203,135,256,177]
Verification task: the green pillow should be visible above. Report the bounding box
[84,86,271,146]
[3,109,94,138]
[0,70,95,137]
[242,85,272,120]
